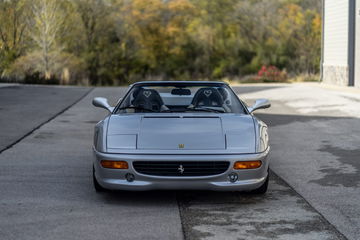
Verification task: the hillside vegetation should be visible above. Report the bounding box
[0,0,321,85]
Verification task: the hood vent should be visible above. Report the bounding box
[143,115,219,119]
[143,116,180,118]
[183,116,219,118]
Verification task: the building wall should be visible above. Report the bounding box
[323,0,350,86]
[355,0,360,87]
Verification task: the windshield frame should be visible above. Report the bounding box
[113,81,249,115]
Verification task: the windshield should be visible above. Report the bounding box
[115,83,247,114]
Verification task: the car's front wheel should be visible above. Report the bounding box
[93,166,106,192]
[251,170,269,194]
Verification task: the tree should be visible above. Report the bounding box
[277,3,321,74]
[121,0,196,79]
[233,0,282,72]
[5,0,84,84]
[73,0,110,85]
[0,0,28,77]
[0,0,322,84]
[28,0,69,79]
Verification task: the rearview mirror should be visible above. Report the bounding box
[92,97,114,113]
[248,99,271,113]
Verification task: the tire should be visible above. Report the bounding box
[251,171,269,195]
[93,166,106,192]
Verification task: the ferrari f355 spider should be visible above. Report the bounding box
[92,81,271,193]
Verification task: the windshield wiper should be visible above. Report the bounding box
[118,106,156,112]
[187,107,225,113]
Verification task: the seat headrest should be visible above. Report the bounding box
[191,87,224,107]
[217,87,228,100]
[132,88,164,111]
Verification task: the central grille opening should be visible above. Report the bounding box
[133,161,229,176]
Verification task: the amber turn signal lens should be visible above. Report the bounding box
[234,161,262,169]
[100,160,128,169]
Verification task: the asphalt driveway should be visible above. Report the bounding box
[0,85,90,153]
[0,83,358,240]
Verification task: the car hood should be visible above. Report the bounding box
[106,114,256,153]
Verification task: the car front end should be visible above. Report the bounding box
[93,147,269,191]
[92,81,271,193]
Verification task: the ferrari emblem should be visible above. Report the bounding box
[204,90,212,97]
[178,144,185,149]
[143,90,152,98]
[178,165,185,174]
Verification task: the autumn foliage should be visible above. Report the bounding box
[0,0,322,85]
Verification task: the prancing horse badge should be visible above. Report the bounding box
[178,165,185,174]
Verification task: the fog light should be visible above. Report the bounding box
[100,160,128,169]
[234,161,262,169]
[125,173,135,182]
[228,173,238,183]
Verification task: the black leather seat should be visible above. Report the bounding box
[217,87,228,100]
[191,88,224,108]
[217,87,231,105]
[132,88,165,111]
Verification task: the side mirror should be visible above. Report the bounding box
[248,99,271,113]
[92,97,114,113]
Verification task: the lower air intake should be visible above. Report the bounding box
[133,161,229,177]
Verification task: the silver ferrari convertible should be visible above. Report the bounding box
[92,81,271,193]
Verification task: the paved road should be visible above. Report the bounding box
[240,84,360,240]
[0,84,358,240]
[0,85,90,152]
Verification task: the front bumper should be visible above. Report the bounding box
[93,148,270,191]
